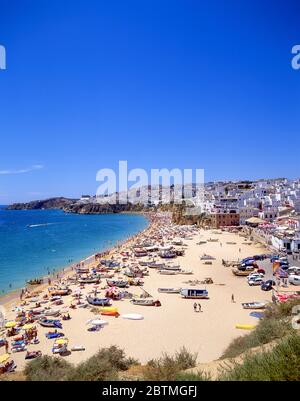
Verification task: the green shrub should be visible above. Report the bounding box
[222,317,295,359]
[25,355,74,381]
[219,335,300,381]
[265,299,300,319]
[67,345,137,381]
[143,347,197,381]
[175,371,211,381]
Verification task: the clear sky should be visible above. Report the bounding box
[0,0,299,203]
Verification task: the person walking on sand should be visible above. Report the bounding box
[193,302,197,312]
[231,294,235,303]
[4,340,9,354]
[198,303,202,312]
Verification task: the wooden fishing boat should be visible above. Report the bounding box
[49,287,71,296]
[159,251,177,259]
[161,264,181,271]
[200,254,216,261]
[172,239,183,245]
[128,278,144,286]
[99,273,114,279]
[27,279,43,285]
[75,268,89,274]
[131,299,161,306]
[175,250,185,256]
[77,277,100,284]
[139,261,149,266]
[242,302,267,310]
[106,279,128,288]
[158,288,181,294]
[148,262,165,269]
[180,288,209,299]
[178,270,193,275]
[42,309,60,317]
[39,318,62,328]
[134,250,148,257]
[86,295,111,306]
[232,268,254,276]
[158,270,177,275]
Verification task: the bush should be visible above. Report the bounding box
[67,345,138,381]
[143,347,197,381]
[219,335,300,381]
[25,356,74,381]
[265,299,300,320]
[175,371,211,381]
[221,316,295,359]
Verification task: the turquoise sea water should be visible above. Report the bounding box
[0,207,148,294]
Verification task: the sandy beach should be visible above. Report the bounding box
[1,215,277,371]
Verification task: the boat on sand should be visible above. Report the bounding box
[131,299,161,306]
[158,288,181,294]
[180,288,209,299]
[106,279,128,288]
[86,295,111,306]
[241,302,267,310]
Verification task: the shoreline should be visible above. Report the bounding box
[0,212,151,309]
[1,213,284,372]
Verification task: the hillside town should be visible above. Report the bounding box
[92,177,300,254]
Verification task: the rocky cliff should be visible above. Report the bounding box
[7,197,76,210]
[7,197,146,215]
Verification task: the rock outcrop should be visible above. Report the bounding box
[7,197,76,210]
[7,198,146,215]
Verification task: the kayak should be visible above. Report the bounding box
[100,307,119,316]
[235,324,256,330]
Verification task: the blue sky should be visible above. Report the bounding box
[0,0,299,203]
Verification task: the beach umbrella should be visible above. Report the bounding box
[0,354,10,364]
[56,338,68,345]
[13,306,24,312]
[22,324,34,330]
[5,321,17,328]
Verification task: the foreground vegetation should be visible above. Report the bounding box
[220,335,300,381]
[16,300,300,381]
[221,299,298,359]
[25,345,138,381]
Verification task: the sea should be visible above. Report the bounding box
[0,207,148,295]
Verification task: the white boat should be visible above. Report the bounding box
[241,302,267,309]
[180,288,209,299]
[178,270,193,275]
[158,270,177,275]
[158,288,181,294]
[200,254,216,261]
[160,264,181,271]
